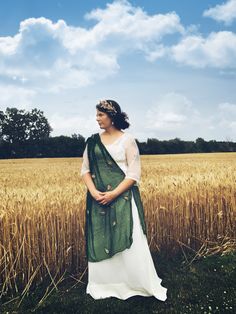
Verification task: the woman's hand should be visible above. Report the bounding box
[98,191,117,205]
[92,189,117,205]
[91,190,105,201]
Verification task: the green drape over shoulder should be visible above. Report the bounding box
[85,133,147,262]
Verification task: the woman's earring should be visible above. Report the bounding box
[112,121,114,125]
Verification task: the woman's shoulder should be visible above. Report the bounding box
[123,131,136,139]
[123,132,138,145]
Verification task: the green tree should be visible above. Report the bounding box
[195,137,208,152]
[0,107,53,144]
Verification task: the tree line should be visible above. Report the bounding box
[0,107,235,159]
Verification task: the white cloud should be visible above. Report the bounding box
[143,44,167,62]
[218,102,236,115]
[0,0,185,93]
[169,31,236,68]
[0,85,36,109]
[0,34,21,55]
[145,92,201,131]
[215,102,236,133]
[144,94,236,140]
[84,0,184,44]
[50,113,98,136]
[203,0,236,25]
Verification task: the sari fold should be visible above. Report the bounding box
[85,133,147,262]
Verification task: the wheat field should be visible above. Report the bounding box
[0,152,235,295]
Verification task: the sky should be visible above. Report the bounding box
[0,0,236,142]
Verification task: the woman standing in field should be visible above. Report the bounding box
[80,99,167,301]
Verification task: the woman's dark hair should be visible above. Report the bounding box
[96,99,130,130]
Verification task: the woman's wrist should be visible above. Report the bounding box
[111,189,120,198]
[112,178,134,198]
[89,188,97,196]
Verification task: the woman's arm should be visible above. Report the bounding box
[81,172,97,197]
[112,134,141,197]
[112,178,136,198]
[80,143,97,197]
[81,143,107,202]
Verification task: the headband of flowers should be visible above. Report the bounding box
[97,99,117,116]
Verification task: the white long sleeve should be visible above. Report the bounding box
[124,135,141,185]
[80,143,90,177]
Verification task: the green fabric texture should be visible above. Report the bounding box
[85,132,147,262]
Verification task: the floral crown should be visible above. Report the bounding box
[97,99,117,116]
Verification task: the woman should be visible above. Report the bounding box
[80,99,167,301]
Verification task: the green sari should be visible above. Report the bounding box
[85,133,147,262]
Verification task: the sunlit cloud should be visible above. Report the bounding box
[203,0,236,25]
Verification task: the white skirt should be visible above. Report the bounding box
[86,190,168,301]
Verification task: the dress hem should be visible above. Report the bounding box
[86,282,167,301]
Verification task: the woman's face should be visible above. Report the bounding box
[96,109,112,129]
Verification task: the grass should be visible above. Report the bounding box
[1,250,235,314]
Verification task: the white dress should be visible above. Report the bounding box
[80,131,167,301]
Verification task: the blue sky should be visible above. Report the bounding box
[0,0,236,141]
